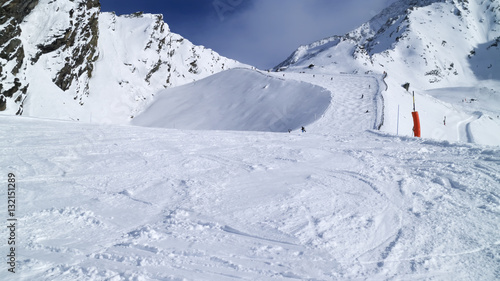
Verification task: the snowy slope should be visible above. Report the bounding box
[2,50,499,279]
[1,113,499,280]
[274,0,500,146]
[132,68,331,132]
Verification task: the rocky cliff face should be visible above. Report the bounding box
[0,0,244,122]
[0,0,100,114]
[33,0,100,92]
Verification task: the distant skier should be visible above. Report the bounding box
[301,126,306,133]
[361,94,364,99]
[443,116,446,126]
[288,129,292,133]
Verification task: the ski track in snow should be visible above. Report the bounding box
[273,72,381,133]
[0,72,499,280]
[457,113,481,144]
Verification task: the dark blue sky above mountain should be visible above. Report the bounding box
[100,0,398,69]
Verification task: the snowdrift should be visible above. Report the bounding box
[132,68,331,132]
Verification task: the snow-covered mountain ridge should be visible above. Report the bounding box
[0,0,243,122]
[275,0,500,87]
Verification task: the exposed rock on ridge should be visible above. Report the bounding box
[0,0,39,114]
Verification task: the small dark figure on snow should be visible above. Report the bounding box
[288,129,292,133]
[301,126,306,133]
[361,94,364,99]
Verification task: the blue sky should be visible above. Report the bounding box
[100,0,398,69]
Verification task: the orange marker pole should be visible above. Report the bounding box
[412,111,421,137]
[412,91,421,137]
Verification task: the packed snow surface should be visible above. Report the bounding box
[1,69,499,280]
